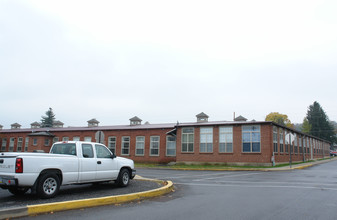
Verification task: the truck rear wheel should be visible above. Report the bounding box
[37,173,60,199]
[116,168,130,187]
[8,187,29,196]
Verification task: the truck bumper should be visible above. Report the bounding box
[131,169,136,179]
[0,176,17,189]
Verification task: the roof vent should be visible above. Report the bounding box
[11,123,21,129]
[196,112,209,122]
[130,116,142,126]
[53,120,64,128]
[87,119,100,127]
[234,115,247,121]
[31,121,41,129]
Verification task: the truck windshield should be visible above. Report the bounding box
[50,143,77,156]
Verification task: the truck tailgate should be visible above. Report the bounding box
[0,155,17,174]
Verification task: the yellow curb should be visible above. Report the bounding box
[27,180,173,216]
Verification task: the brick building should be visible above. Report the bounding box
[0,113,331,166]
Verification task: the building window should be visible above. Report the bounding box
[53,137,59,143]
[44,139,50,146]
[200,127,213,153]
[73,136,80,141]
[84,136,92,142]
[62,137,69,141]
[121,137,130,155]
[9,138,15,151]
[33,138,38,146]
[1,138,7,151]
[166,136,176,156]
[279,128,284,153]
[299,136,302,153]
[285,130,289,153]
[24,137,29,152]
[273,126,278,153]
[182,128,194,153]
[135,136,145,156]
[242,125,260,153]
[108,136,116,154]
[219,126,233,153]
[294,134,298,154]
[150,136,160,156]
[17,137,23,152]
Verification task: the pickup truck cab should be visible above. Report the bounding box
[0,141,136,198]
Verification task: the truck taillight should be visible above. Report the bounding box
[15,158,23,173]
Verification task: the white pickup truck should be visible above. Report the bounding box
[0,141,136,198]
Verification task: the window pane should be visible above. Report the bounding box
[252,133,260,142]
[243,143,251,152]
[252,143,260,152]
[227,143,233,152]
[243,133,251,142]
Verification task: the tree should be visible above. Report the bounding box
[306,101,336,143]
[41,107,56,128]
[301,118,311,134]
[265,112,293,128]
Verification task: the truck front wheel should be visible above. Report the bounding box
[37,173,60,199]
[116,168,130,187]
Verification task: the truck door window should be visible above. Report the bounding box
[95,144,111,158]
[82,144,94,158]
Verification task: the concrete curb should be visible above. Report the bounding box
[0,178,174,219]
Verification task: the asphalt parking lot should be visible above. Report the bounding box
[0,179,161,210]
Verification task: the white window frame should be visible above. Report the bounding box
[53,137,59,143]
[108,136,116,154]
[44,138,50,146]
[181,127,194,153]
[219,126,233,153]
[1,138,7,151]
[62,137,69,141]
[135,136,145,156]
[242,125,261,153]
[273,126,278,153]
[24,137,29,152]
[166,135,176,156]
[73,136,80,141]
[17,137,23,152]
[84,136,92,142]
[121,136,130,156]
[150,136,160,156]
[33,138,38,146]
[200,127,213,153]
[9,137,15,151]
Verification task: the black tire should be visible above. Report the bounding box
[116,168,130,187]
[8,187,29,196]
[37,173,60,199]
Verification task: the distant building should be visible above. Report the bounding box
[0,113,331,165]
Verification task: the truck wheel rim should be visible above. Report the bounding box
[43,177,57,195]
[122,172,129,185]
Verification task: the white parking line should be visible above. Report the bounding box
[175,182,337,191]
[193,172,263,181]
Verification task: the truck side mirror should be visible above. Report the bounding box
[111,153,116,159]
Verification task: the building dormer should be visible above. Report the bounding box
[130,116,142,126]
[31,121,41,129]
[0,124,3,130]
[234,115,247,121]
[87,119,99,127]
[196,112,209,122]
[11,123,21,129]
[53,120,64,128]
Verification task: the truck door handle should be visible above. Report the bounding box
[97,161,102,164]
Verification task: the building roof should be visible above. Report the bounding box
[30,121,41,126]
[234,115,247,121]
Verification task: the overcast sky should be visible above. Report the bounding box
[1,0,336,128]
